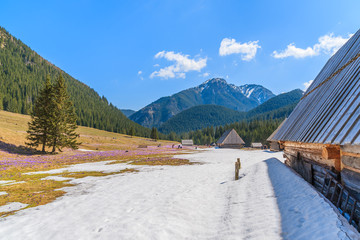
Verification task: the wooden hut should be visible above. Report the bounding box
[181,139,193,146]
[251,142,263,149]
[270,30,360,227]
[267,118,287,151]
[217,129,245,148]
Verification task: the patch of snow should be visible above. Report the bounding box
[202,79,211,85]
[78,149,95,152]
[246,88,255,98]
[0,192,7,196]
[0,149,358,239]
[0,181,26,186]
[0,180,15,186]
[41,176,73,181]
[25,160,134,175]
[0,202,28,213]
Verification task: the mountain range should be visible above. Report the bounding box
[158,89,303,134]
[130,78,275,128]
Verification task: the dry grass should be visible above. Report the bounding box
[0,109,178,153]
[60,169,138,178]
[0,110,29,147]
[130,156,197,166]
[0,168,140,217]
[119,168,139,173]
[0,180,73,217]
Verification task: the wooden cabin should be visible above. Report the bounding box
[271,30,360,228]
[251,142,263,149]
[267,118,286,151]
[181,139,193,146]
[217,129,245,148]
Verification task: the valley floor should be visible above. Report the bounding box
[0,149,359,239]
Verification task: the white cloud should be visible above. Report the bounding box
[273,44,317,59]
[150,51,207,79]
[201,72,210,77]
[153,64,160,67]
[138,70,144,80]
[303,80,313,91]
[219,38,261,61]
[273,33,352,59]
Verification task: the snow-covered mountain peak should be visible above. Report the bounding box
[201,78,227,86]
[239,84,275,104]
[197,79,275,104]
[198,78,228,92]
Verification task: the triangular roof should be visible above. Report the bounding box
[217,129,245,145]
[273,30,360,145]
[267,118,287,141]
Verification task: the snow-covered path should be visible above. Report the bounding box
[0,149,359,239]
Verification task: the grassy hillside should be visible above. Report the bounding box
[0,110,175,153]
[0,26,149,137]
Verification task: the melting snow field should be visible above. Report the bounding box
[0,149,359,240]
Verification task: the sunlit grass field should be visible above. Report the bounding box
[0,109,175,152]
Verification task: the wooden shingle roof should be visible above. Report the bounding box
[267,118,287,142]
[217,129,245,145]
[273,30,360,145]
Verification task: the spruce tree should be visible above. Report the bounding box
[26,75,54,152]
[49,74,80,152]
[129,126,135,137]
[150,127,159,141]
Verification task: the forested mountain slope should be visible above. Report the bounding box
[0,26,149,136]
[160,89,303,134]
[246,89,303,119]
[120,109,136,118]
[159,105,245,133]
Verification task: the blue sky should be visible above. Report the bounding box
[1,0,359,110]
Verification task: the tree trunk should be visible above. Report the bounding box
[52,139,56,153]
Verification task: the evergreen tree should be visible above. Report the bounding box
[49,74,80,152]
[129,126,135,137]
[150,127,159,141]
[168,131,177,141]
[26,75,54,152]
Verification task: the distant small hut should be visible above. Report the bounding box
[217,129,245,148]
[267,118,287,151]
[270,30,360,228]
[251,142,263,149]
[181,139,193,146]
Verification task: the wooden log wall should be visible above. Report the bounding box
[282,141,360,230]
[341,145,360,201]
[269,141,280,151]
